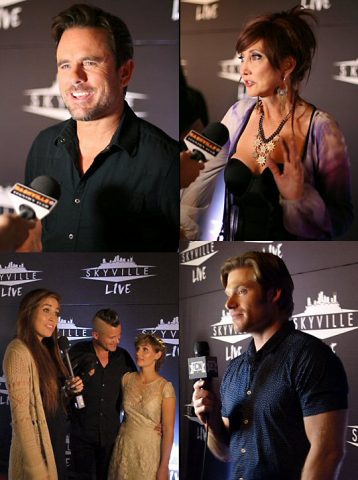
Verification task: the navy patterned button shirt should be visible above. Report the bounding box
[221,321,348,480]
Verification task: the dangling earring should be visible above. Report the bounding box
[255,96,262,112]
[277,76,288,115]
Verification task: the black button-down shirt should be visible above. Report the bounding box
[68,340,136,445]
[221,321,348,480]
[25,103,179,251]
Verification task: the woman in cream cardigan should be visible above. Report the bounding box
[3,288,83,479]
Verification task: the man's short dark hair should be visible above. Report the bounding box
[92,308,120,327]
[51,3,133,68]
[220,251,294,317]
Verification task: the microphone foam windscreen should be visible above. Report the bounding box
[58,335,70,352]
[193,341,210,357]
[201,122,229,147]
[30,175,61,200]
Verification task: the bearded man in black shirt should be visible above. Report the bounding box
[24,3,178,252]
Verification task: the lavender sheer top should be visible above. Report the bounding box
[180,97,353,240]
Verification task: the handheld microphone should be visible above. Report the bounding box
[184,122,229,162]
[9,175,61,220]
[188,341,218,391]
[58,336,85,409]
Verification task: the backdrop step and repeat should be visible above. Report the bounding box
[1,244,358,479]
[180,241,358,480]
[0,252,179,479]
[181,0,358,239]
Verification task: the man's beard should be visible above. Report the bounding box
[66,104,108,121]
[64,96,113,121]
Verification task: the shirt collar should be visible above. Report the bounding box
[246,321,295,362]
[90,340,121,361]
[111,101,139,155]
[54,101,140,157]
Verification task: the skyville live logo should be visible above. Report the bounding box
[180,241,218,283]
[0,262,41,297]
[81,256,156,295]
[347,425,358,447]
[182,0,219,21]
[0,0,26,30]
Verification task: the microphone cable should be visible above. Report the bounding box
[200,417,210,480]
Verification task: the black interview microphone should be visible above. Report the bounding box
[9,175,61,220]
[58,336,85,409]
[188,341,218,390]
[184,122,229,162]
[188,342,218,480]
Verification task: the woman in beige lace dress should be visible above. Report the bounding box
[109,334,176,480]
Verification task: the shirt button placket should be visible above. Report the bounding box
[240,386,251,477]
[71,196,81,241]
[70,182,84,247]
[99,384,105,417]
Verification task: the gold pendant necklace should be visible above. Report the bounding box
[253,103,292,167]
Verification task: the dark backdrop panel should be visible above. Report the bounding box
[179,240,358,298]
[0,252,179,479]
[0,0,178,193]
[0,252,178,305]
[181,0,358,239]
[180,241,358,480]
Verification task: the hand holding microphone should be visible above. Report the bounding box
[190,343,229,476]
[65,376,84,397]
[58,336,85,409]
[7,175,61,252]
[188,341,219,426]
[192,379,217,426]
[0,173,56,251]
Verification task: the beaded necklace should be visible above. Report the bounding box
[253,103,292,167]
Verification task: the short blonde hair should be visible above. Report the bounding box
[135,333,166,371]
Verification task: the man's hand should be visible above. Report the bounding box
[192,379,231,461]
[65,376,84,396]
[192,379,218,425]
